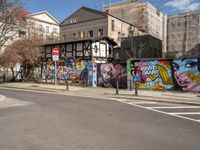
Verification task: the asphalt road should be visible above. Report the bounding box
[0,88,200,150]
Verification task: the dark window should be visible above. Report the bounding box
[88,30,93,37]
[98,29,103,36]
[111,20,115,31]
[63,34,66,40]
[18,31,26,38]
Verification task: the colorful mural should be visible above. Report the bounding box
[47,59,97,86]
[97,63,127,88]
[127,59,174,90]
[172,58,200,92]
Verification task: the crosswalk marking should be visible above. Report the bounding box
[132,101,157,104]
[169,112,200,115]
[115,99,200,123]
[148,106,200,109]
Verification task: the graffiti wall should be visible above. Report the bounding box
[172,58,200,92]
[128,58,200,92]
[47,59,97,87]
[97,63,127,88]
[127,59,174,90]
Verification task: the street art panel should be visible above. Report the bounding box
[47,60,55,79]
[46,59,97,87]
[172,58,200,92]
[97,63,127,88]
[127,59,174,90]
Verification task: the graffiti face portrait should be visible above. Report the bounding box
[173,58,200,92]
[101,64,113,83]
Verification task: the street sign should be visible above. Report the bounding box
[52,48,59,61]
[53,55,59,61]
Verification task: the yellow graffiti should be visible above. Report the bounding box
[154,82,164,90]
[149,74,158,81]
[156,65,173,84]
[187,72,200,84]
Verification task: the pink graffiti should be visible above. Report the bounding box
[174,71,200,92]
[135,62,150,67]
[137,68,148,82]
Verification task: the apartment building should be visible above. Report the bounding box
[0,11,60,54]
[104,0,167,56]
[60,7,141,47]
[26,11,60,40]
[167,10,200,58]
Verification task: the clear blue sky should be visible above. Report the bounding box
[22,0,200,21]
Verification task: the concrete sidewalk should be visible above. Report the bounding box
[0,82,199,105]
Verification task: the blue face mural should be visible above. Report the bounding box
[173,58,200,92]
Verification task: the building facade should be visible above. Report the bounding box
[0,11,60,54]
[104,0,167,56]
[167,10,200,58]
[26,11,60,40]
[60,7,141,47]
[117,35,162,62]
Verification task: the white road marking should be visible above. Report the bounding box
[132,101,157,104]
[148,106,200,109]
[113,99,200,123]
[169,112,200,115]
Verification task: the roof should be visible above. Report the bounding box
[60,6,135,27]
[44,37,117,46]
[28,11,60,24]
[60,6,107,25]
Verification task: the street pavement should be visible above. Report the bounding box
[0,88,200,150]
[0,82,199,105]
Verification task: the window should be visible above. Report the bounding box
[88,30,93,37]
[111,20,115,31]
[83,32,86,38]
[72,33,76,38]
[53,28,58,33]
[63,34,66,40]
[78,32,81,38]
[98,29,103,36]
[46,26,49,33]
[18,31,26,38]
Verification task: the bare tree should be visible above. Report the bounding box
[121,35,145,59]
[0,0,27,51]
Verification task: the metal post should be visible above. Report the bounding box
[65,79,69,91]
[129,80,132,91]
[135,82,138,95]
[116,80,119,95]
[55,61,57,88]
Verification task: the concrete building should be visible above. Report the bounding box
[60,7,141,47]
[167,10,200,58]
[26,11,60,40]
[104,0,167,56]
[118,35,162,62]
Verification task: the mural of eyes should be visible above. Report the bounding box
[185,61,197,68]
[173,62,179,71]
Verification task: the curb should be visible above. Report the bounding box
[0,85,199,105]
[0,95,6,102]
[111,95,200,105]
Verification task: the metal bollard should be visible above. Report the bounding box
[135,82,138,95]
[116,80,119,95]
[65,79,69,91]
[129,80,132,91]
